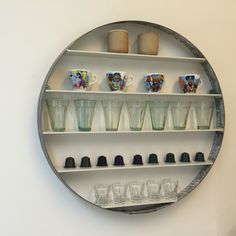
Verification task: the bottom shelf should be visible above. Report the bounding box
[99,197,177,209]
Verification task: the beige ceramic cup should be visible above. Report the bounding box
[108,29,129,53]
[138,32,159,55]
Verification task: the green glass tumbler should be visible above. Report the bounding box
[170,101,191,130]
[149,101,169,130]
[74,99,96,131]
[126,101,147,131]
[102,100,123,131]
[194,100,214,129]
[46,98,69,132]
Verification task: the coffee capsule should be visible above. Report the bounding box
[180,152,190,162]
[165,153,176,163]
[114,155,125,166]
[148,153,158,164]
[64,157,76,168]
[195,152,205,162]
[97,156,108,167]
[80,156,92,168]
[132,154,143,165]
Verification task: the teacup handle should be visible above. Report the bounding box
[126,76,134,87]
[88,74,97,85]
[198,78,203,87]
[193,74,202,87]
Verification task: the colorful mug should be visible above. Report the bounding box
[67,69,96,90]
[106,71,133,91]
[144,73,165,92]
[179,74,202,93]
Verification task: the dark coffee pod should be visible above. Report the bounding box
[80,156,91,168]
[195,152,205,162]
[132,154,143,165]
[114,155,125,166]
[148,153,158,164]
[97,156,108,167]
[180,152,190,162]
[165,153,175,163]
[64,157,76,168]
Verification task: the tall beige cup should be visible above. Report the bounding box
[138,32,159,55]
[108,29,129,53]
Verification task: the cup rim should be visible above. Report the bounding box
[109,29,128,33]
[68,69,89,72]
[144,73,164,77]
[138,31,158,36]
[179,74,200,78]
[106,71,128,75]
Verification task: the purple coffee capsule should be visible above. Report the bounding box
[114,155,125,166]
[132,154,143,165]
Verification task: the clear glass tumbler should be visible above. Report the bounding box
[102,100,123,131]
[74,99,96,131]
[149,101,169,130]
[146,180,161,201]
[170,101,191,130]
[46,98,69,132]
[94,184,110,206]
[194,100,214,129]
[161,178,178,199]
[126,101,147,131]
[128,181,145,202]
[111,183,127,204]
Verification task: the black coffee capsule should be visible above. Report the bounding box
[64,157,76,168]
[132,154,143,165]
[80,156,91,168]
[148,153,158,164]
[165,153,176,163]
[195,152,205,162]
[180,152,190,162]
[114,155,125,166]
[97,156,108,167]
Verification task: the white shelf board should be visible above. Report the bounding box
[57,161,213,173]
[102,197,177,209]
[65,49,206,63]
[43,128,224,135]
[44,90,223,100]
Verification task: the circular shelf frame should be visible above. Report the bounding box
[37,20,225,214]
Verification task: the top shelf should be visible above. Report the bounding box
[65,49,207,63]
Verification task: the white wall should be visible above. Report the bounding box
[0,0,236,235]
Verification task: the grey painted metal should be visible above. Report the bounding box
[37,20,225,214]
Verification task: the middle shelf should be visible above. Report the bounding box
[45,89,222,100]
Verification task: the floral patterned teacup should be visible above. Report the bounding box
[179,74,202,93]
[144,73,165,92]
[106,71,133,91]
[67,69,97,90]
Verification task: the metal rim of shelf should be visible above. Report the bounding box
[37,20,225,215]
